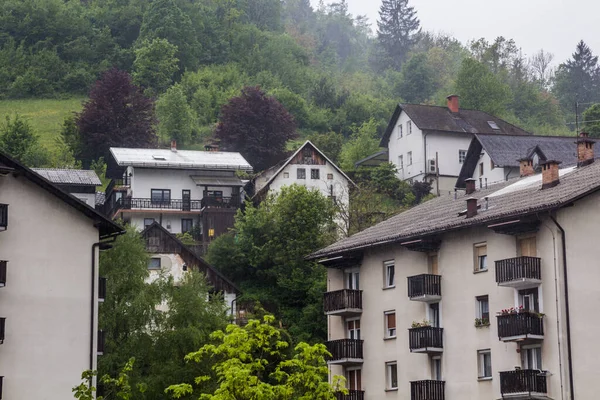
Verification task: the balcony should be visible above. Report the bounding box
[335,390,364,400]
[409,327,443,353]
[497,312,544,342]
[496,257,542,289]
[99,277,107,302]
[107,197,203,217]
[0,261,6,287]
[201,196,241,209]
[0,317,5,344]
[408,274,441,302]
[324,289,362,316]
[411,380,445,400]
[326,339,363,365]
[0,204,7,231]
[500,369,547,398]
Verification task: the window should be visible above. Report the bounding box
[206,190,223,199]
[384,311,396,338]
[181,219,193,233]
[397,124,403,139]
[386,362,398,390]
[398,155,403,170]
[346,368,362,391]
[407,120,412,135]
[327,173,334,180]
[487,120,500,130]
[345,270,360,290]
[384,261,395,288]
[347,319,360,340]
[459,150,467,163]
[407,151,413,166]
[474,243,487,272]
[297,168,306,179]
[148,258,161,270]
[476,295,490,324]
[429,303,440,327]
[144,218,155,228]
[521,345,542,369]
[479,162,484,176]
[431,356,442,381]
[151,189,171,204]
[311,169,320,179]
[478,350,492,379]
[283,172,289,178]
[519,288,539,312]
[490,159,495,170]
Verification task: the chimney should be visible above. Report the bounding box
[447,95,460,113]
[541,160,561,189]
[519,158,535,177]
[577,131,595,167]
[465,178,476,195]
[466,197,478,218]
[171,140,177,152]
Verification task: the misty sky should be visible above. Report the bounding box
[311,0,600,64]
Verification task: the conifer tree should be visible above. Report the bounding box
[554,40,600,112]
[376,0,420,70]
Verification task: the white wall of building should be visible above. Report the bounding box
[0,174,101,399]
[387,112,425,182]
[472,152,519,188]
[425,132,472,179]
[131,168,234,200]
[130,213,200,235]
[71,192,96,206]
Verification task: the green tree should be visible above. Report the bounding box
[308,131,344,163]
[133,38,179,96]
[554,40,600,112]
[583,103,600,137]
[338,119,381,170]
[454,58,511,116]
[166,315,345,399]
[376,0,420,70]
[0,114,49,166]
[399,52,435,103]
[156,84,197,146]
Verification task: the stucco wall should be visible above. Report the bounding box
[0,174,100,399]
[387,111,425,182]
[472,152,519,188]
[425,132,473,179]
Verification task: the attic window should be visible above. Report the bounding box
[152,155,166,160]
[487,121,500,130]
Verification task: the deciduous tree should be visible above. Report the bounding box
[0,114,50,166]
[156,84,197,146]
[132,38,179,96]
[338,119,381,170]
[583,103,600,137]
[454,58,511,116]
[399,52,435,103]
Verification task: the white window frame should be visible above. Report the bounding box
[407,120,412,135]
[431,356,442,381]
[476,295,490,321]
[148,257,161,270]
[474,243,488,272]
[459,149,467,164]
[386,361,398,390]
[478,349,492,379]
[344,267,360,290]
[397,124,403,139]
[521,344,542,370]
[384,260,395,288]
[346,367,362,391]
[384,310,396,339]
[407,151,413,166]
[346,318,361,340]
[398,155,403,170]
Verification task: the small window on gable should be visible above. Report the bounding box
[490,159,495,170]
[297,168,306,179]
[479,162,484,176]
[487,121,500,130]
[397,124,403,139]
[311,169,320,180]
[407,120,412,135]
[474,243,488,272]
[283,172,289,178]
[327,173,334,180]
[459,150,467,164]
[148,258,161,270]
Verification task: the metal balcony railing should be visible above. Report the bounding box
[325,339,363,362]
[411,380,445,400]
[408,274,441,299]
[324,289,362,314]
[497,312,544,340]
[409,327,443,352]
[500,369,547,396]
[496,257,541,285]
[335,390,364,400]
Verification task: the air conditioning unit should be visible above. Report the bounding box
[428,159,437,173]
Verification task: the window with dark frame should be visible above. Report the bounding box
[474,243,487,272]
[459,150,467,163]
[385,311,396,338]
[386,362,398,390]
[311,169,320,179]
[144,218,155,228]
[148,258,161,270]
[476,295,490,322]
[479,162,484,176]
[407,120,412,135]
[151,189,171,204]
[181,219,193,233]
[297,168,306,179]
[478,350,492,379]
[283,172,289,178]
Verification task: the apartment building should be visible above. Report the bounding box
[0,152,123,399]
[380,95,530,194]
[102,142,252,251]
[311,133,599,399]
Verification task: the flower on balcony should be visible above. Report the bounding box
[474,318,490,327]
[411,319,432,328]
[497,305,525,315]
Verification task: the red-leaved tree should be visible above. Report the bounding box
[77,68,158,165]
[215,86,297,172]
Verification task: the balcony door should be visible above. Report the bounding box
[518,237,537,257]
[519,288,539,312]
[428,253,439,275]
[347,319,360,340]
[429,303,440,327]
[431,356,442,381]
[521,345,542,370]
[182,190,191,211]
[345,270,360,290]
[346,368,362,391]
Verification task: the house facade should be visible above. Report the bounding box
[380,96,531,195]
[0,153,122,399]
[311,133,599,400]
[33,168,102,206]
[102,142,252,252]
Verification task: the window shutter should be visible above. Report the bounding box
[387,313,396,329]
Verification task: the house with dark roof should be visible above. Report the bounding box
[0,152,123,399]
[456,133,595,189]
[309,133,599,400]
[32,168,102,206]
[380,95,530,195]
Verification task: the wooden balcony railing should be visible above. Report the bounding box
[409,327,443,352]
[0,261,6,287]
[201,196,241,209]
[0,204,7,230]
[497,312,544,340]
[335,390,364,400]
[326,339,363,362]
[496,257,541,284]
[97,330,105,355]
[500,369,547,395]
[411,380,445,400]
[99,277,107,302]
[324,289,362,314]
[408,274,441,299]
[0,317,5,344]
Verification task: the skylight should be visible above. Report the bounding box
[152,155,166,160]
[487,121,500,130]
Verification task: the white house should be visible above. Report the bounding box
[380,95,531,195]
[0,152,123,399]
[33,168,102,206]
[102,141,253,252]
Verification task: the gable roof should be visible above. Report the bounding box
[456,134,595,188]
[380,104,531,147]
[354,150,389,168]
[251,141,356,200]
[309,159,600,260]
[141,222,240,294]
[0,152,123,238]
[32,168,102,186]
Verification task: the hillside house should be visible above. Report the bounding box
[33,168,102,205]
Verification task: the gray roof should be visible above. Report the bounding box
[32,168,102,186]
[354,150,388,168]
[309,160,600,259]
[110,148,253,171]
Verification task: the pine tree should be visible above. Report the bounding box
[554,40,600,112]
[376,0,420,70]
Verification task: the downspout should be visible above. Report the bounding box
[550,215,575,400]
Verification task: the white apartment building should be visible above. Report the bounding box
[0,152,123,399]
[102,142,252,251]
[33,168,102,205]
[380,95,531,195]
[310,133,598,399]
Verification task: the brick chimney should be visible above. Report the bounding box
[466,197,478,218]
[519,158,535,177]
[577,132,595,167]
[447,95,459,113]
[465,178,476,195]
[170,140,177,152]
[541,160,561,189]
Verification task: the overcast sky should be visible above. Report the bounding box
[311,0,600,64]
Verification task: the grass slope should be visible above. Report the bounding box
[0,98,84,151]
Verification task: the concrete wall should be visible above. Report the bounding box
[0,173,100,399]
